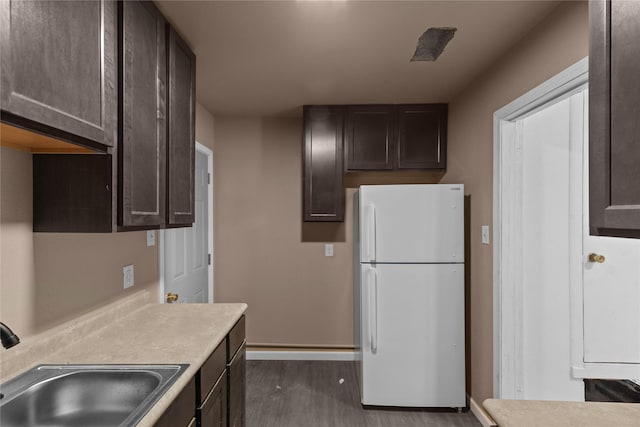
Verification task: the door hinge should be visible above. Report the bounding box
[208,253,212,265]
[207,173,211,185]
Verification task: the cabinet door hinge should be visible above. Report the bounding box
[207,173,211,185]
[208,253,212,265]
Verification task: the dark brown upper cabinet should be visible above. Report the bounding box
[345,105,395,170]
[589,0,640,238]
[344,104,447,172]
[118,0,167,230]
[166,26,196,227]
[32,1,196,233]
[303,106,345,222]
[0,0,117,151]
[303,103,448,222]
[396,104,447,170]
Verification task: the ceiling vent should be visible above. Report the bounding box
[411,27,457,62]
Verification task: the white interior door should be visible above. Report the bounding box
[360,263,465,407]
[164,147,211,303]
[518,93,585,400]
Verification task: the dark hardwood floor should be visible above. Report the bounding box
[246,360,481,427]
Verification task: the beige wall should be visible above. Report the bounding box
[0,145,158,336]
[1,147,35,334]
[213,116,443,347]
[0,103,215,338]
[196,102,215,152]
[213,117,352,346]
[444,1,588,402]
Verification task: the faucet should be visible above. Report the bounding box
[0,322,20,349]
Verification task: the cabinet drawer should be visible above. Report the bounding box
[154,377,195,427]
[227,316,245,362]
[197,338,227,406]
[197,370,227,427]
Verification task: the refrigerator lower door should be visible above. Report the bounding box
[360,263,465,407]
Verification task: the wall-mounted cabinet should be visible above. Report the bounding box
[303,103,447,222]
[345,105,395,170]
[303,106,345,222]
[0,0,117,152]
[396,104,447,170]
[589,0,640,238]
[12,0,196,232]
[118,0,167,230]
[167,26,196,227]
[344,104,447,172]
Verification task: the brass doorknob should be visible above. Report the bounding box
[588,253,606,263]
[166,292,179,303]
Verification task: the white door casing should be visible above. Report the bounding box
[493,58,590,399]
[160,142,214,303]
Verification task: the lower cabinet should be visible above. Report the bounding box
[154,377,196,427]
[153,315,246,427]
[228,344,246,427]
[227,316,246,427]
[195,315,246,427]
[197,338,228,427]
[198,374,227,427]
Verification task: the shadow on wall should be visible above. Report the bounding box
[302,222,346,243]
[464,194,472,397]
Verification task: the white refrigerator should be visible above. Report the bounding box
[354,184,466,408]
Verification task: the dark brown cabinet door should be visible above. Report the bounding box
[589,0,640,238]
[345,105,395,170]
[303,106,344,222]
[227,344,246,427]
[167,26,196,226]
[154,377,196,427]
[0,0,117,151]
[33,154,113,233]
[396,104,447,170]
[198,374,227,427]
[118,0,167,229]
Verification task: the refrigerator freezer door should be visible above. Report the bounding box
[359,184,464,263]
[360,263,465,407]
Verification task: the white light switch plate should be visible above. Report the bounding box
[481,225,490,245]
[325,244,334,257]
[146,230,155,246]
[123,264,134,289]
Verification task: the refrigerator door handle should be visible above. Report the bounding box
[369,268,378,353]
[367,204,377,262]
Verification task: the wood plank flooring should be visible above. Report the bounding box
[246,360,481,427]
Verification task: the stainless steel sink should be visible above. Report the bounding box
[0,364,189,427]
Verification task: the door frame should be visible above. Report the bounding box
[159,141,214,303]
[492,58,588,398]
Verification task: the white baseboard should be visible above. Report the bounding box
[470,397,497,427]
[247,350,357,361]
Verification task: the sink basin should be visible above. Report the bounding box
[0,364,189,427]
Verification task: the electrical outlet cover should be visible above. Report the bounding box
[123,264,134,289]
[146,230,155,246]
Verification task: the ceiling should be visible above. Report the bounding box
[155,1,561,117]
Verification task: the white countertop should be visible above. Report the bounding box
[0,290,247,426]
